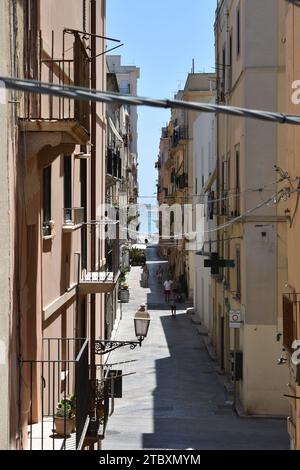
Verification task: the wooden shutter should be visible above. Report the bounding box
[283,295,295,352]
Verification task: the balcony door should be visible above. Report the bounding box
[64,155,72,222]
[80,159,87,270]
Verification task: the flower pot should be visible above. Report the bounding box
[54,416,75,437]
[119,289,130,303]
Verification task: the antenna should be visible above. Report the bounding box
[192,59,195,74]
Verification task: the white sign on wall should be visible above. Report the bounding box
[229,310,242,329]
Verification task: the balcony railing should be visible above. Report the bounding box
[80,267,120,295]
[172,126,189,147]
[63,207,85,228]
[23,33,90,133]
[21,338,89,450]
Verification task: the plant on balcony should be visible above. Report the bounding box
[130,248,146,266]
[119,266,130,284]
[54,395,76,437]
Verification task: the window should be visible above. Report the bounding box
[222,44,226,90]
[170,211,174,239]
[235,145,240,216]
[221,161,225,193]
[225,241,230,287]
[64,155,72,222]
[43,165,52,235]
[237,7,241,57]
[120,80,130,94]
[80,159,87,269]
[226,153,231,215]
[236,247,241,299]
[283,295,296,352]
[228,32,233,90]
[221,160,226,215]
[219,235,224,280]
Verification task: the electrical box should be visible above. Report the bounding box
[230,350,243,381]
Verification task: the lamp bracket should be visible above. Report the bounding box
[95,339,141,355]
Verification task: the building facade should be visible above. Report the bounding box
[193,99,216,335]
[107,55,140,242]
[0,0,124,450]
[212,0,288,415]
[157,74,215,299]
[284,0,300,450]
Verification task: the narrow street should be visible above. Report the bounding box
[103,247,289,451]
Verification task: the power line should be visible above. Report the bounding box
[124,189,292,237]
[1,76,300,125]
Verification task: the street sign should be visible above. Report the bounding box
[204,252,235,275]
[229,310,242,329]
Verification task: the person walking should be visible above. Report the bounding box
[171,290,177,318]
[142,264,149,287]
[156,265,163,284]
[163,279,172,302]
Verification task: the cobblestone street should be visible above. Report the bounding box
[103,247,289,450]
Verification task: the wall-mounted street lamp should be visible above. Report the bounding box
[95,304,151,355]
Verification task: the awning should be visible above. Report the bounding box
[108,117,123,143]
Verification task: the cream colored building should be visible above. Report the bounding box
[284,1,300,450]
[192,99,216,335]
[213,0,288,415]
[157,74,215,297]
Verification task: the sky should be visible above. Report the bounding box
[107,0,217,238]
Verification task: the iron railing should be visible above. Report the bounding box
[172,126,189,147]
[63,207,85,226]
[21,338,89,450]
[42,221,52,237]
[81,269,119,284]
[23,32,90,132]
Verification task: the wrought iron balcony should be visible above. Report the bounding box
[21,32,90,141]
[172,126,189,147]
[63,207,85,231]
[20,338,89,450]
[80,268,120,295]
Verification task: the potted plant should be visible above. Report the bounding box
[119,282,130,303]
[54,395,76,437]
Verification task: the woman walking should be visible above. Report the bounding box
[163,279,172,302]
[171,290,177,318]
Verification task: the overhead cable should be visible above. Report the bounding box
[1,76,300,125]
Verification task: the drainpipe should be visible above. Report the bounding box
[90,0,96,381]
